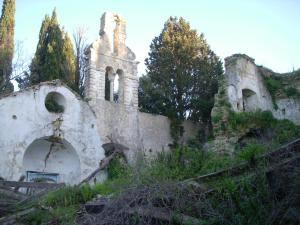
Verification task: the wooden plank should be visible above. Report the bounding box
[0,180,65,189]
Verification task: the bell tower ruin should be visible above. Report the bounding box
[84,12,139,107]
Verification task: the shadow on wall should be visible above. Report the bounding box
[22,137,81,184]
[242,88,258,111]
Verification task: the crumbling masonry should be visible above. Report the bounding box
[0,13,299,184]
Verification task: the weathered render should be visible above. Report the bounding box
[85,12,138,107]
[85,12,198,160]
[0,81,106,185]
[6,12,299,184]
[0,12,198,184]
[225,54,300,125]
[89,99,198,160]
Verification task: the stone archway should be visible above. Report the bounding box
[23,137,81,184]
[242,88,258,111]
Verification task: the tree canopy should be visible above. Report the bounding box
[28,9,75,88]
[0,0,15,94]
[139,17,223,142]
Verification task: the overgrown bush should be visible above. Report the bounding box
[210,174,272,225]
[228,110,300,145]
[43,185,94,208]
[21,185,96,225]
[237,144,265,163]
[107,156,129,180]
[228,110,275,130]
[133,148,236,184]
[284,86,300,97]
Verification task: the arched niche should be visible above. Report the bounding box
[22,137,81,184]
[242,88,258,111]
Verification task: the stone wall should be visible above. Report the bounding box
[88,99,198,161]
[84,12,199,159]
[225,54,300,125]
[85,12,139,107]
[0,81,105,184]
[225,54,274,112]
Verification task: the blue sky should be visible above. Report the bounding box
[3,0,300,74]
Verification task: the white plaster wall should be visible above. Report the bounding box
[0,82,105,184]
[273,98,300,125]
[225,55,273,112]
[23,139,81,184]
[225,54,300,125]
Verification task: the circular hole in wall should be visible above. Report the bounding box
[12,115,17,119]
[45,92,66,113]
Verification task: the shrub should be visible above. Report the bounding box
[42,185,94,208]
[107,157,129,180]
[212,114,221,123]
[228,110,300,150]
[264,76,281,96]
[273,119,300,143]
[21,206,77,225]
[263,76,281,109]
[228,110,275,130]
[284,87,299,97]
[237,144,265,163]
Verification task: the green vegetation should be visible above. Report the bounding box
[44,94,64,113]
[6,8,299,225]
[285,86,300,97]
[0,0,15,94]
[209,173,272,225]
[262,70,300,109]
[138,17,223,143]
[20,185,95,225]
[17,9,76,90]
[228,110,300,145]
[107,157,129,180]
[237,144,265,163]
[19,130,300,225]
[137,148,232,182]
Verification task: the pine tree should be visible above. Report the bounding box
[29,9,75,88]
[0,0,15,94]
[139,17,223,143]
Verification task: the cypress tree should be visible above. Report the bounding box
[30,9,75,87]
[0,0,15,94]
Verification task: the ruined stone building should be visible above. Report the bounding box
[225,54,300,125]
[0,12,299,185]
[0,12,197,185]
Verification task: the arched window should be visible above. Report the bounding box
[105,67,114,101]
[113,73,119,102]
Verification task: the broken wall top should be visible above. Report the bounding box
[88,12,137,61]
